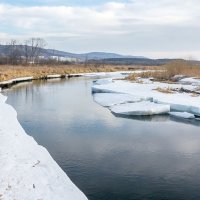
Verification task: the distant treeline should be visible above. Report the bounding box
[0,38,73,65]
[88,58,187,66]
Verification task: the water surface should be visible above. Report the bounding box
[4,77,200,200]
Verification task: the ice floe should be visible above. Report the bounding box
[110,101,170,116]
[169,112,195,119]
[92,77,200,116]
[0,93,87,200]
[179,77,200,86]
[93,78,113,85]
[93,93,143,107]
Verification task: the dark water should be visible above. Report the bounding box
[4,77,200,200]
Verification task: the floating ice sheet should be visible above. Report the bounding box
[110,101,170,116]
[169,112,195,119]
[93,93,143,107]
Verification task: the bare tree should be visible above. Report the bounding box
[84,55,88,67]
[24,40,30,65]
[25,38,47,64]
[7,39,22,65]
[32,38,46,64]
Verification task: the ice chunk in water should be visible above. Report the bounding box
[93,78,113,85]
[169,112,195,119]
[93,93,143,107]
[110,101,170,116]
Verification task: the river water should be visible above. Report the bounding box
[4,77,200,200]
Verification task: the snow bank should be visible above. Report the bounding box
[93,78,113,85]
[80,70,152,79]
[0,94,87,200]
[169,112,195,119]
[92,80,200,116]
[179,77,200,86]
[0,77,33,88]
[46,74,64,79]
[93,93,143,107]
[110,101,170,116]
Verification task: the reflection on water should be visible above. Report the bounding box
[4,78,200,200]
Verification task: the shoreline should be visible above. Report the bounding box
[0,92,88,199]
[0,71,131,199]
[0,70,136,90]
[0,73,104,199]
[0,73,82,89]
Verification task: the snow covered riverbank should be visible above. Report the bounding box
[0,71,138,200]
[0,94,87,200]
[92,77,200,118]
[0,71,133,89]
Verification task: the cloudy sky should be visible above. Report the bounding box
[0,0,199,59]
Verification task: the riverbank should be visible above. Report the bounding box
[0,93,88,200]
[0,71,132,200]
[0,65,159,82]
[0,65,159,89]
[0,71,135,89]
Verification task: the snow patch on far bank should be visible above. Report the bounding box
[0,77,33,86]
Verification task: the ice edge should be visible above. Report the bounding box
[0,93,88,200]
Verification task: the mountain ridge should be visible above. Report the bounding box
[0,45,146,61]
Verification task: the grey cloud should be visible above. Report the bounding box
[0,0,199,58]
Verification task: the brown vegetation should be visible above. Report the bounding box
[0,64,154,82]
[195,86,200,91]
[153,87,174,94]
[126,60,200,82]
[191,93,199,97]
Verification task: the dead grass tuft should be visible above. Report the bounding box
[191,93,200,97]
[153,87,175,94]
[195,86,200,91]
[126,60,200,82]
[124,73,137,81]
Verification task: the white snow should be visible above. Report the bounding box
[92,79,200,116]
[0,77,33,86]
[169,112,195,119]
[79,70,154,79]
[137,78,153,84]
[110,101,170,116]
[179,77,200,86]
[93,78,113,85]
[0,94,87,200]
[47,74,63,78]
[93,93,143,107]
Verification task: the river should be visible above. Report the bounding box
[4,77,200,200]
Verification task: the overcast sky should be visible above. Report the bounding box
[0,0,199,59]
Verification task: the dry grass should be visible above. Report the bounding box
[126,60,200,82]
[124,73,137,81]
[0,64,160,82]
[195,86,200,91]
[191,93,199,97]
[153,87,175,94]
[165,60,200,78]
